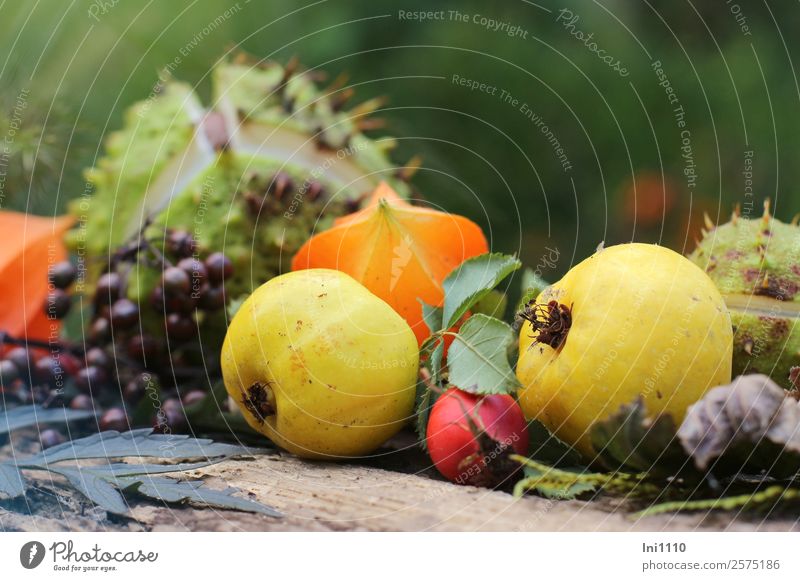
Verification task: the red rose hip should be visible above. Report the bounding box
[426,388,529,486]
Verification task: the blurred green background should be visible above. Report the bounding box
[1,0,798,277]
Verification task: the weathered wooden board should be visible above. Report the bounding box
[2,452,798,532]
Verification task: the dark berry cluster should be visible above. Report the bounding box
[1,227,233,446]
[0,342,76,409]
[149,248,232,342]
[45,261,77,320]
[82,228,231,431]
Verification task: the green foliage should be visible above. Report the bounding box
[511,455,645,500]
[472,290,508,320]
[589,398,688,478]
[526,420,583,467]
[447,314,520,394]
[636,486,800,518]
[517,382,800,518]
[589,377,800,481]
[420,300,443,336]
[441,253,521,329]
[514,463,598,500]
[415,253,521,442]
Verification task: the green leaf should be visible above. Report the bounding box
[419,300,443,334]
[512,455,650,500]
[415,388,433,448]
[415,338,445,450]
[441,253,521,330]
[0,405,96,435]
[414,385,445,452]
[447,314,520,395]
[25,429,260,466]
[526,420,583,467]
[514,465,597,500]
[589,398,689,477]
[0,462,26,498]
[636,486,800,518]
[50,466,129,515]
[512,456,606,500]
[472,290,508,319]
[119,476,282,517]
[429,340,445,386]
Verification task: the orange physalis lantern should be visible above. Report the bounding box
[292,183,488,343]
[0,212,74,343]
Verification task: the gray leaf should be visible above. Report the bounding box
[25,429,261,466]
[85,460,218,478]
[677,374,800,476]
[0,462,26,498]
[51,466,129,515]
[0,405,95,435]
[120,476,281,517]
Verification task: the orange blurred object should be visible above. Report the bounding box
[0,212,74,342]
[622,172,676,226]
[292,182,489,343]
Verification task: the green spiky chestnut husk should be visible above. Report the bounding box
[687,200,800,388]
[66,54,413,343]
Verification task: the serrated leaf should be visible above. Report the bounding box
[50,466,129,515]
[0,428,278,520]
[636,486,800,518]
[82,460,218,478]
[415,388,432,448]
[512,454,649,500]
[415,386,444,451]
[512,456,603,500]
[119,476,281,517]
[447,314,520,395]
[589,397,689,477]
[677,374,800,477]
[0,462,26,498]
[430,340,445,386]
[419,300,443,334]
[441,253,521,329]
[25,429,260,466]
[0,405,95,435]
[514,465,597,500]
